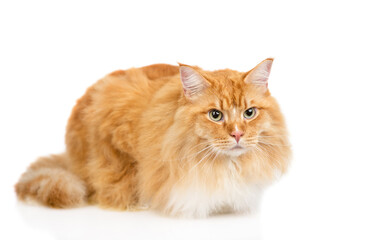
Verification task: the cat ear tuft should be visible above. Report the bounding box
[245,58,273,89]
[179,65,208,98]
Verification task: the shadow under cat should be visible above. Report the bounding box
[16,201,262,240]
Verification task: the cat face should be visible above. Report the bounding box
[180,59,284,158]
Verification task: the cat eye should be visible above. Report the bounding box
[209,109,223,122]
[243,107,257,119]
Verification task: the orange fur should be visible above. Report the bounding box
[15,59,291,217]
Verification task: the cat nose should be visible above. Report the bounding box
[230,131,244,143]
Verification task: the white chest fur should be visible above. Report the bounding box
[165,161,264,218]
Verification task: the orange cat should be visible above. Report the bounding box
[15,58,291,217]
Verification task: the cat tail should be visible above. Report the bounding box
[15,153,87,208]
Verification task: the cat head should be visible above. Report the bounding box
[178,59,288,159]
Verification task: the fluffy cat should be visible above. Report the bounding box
[15,58,291,218]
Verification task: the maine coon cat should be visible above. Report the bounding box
[15,58,291,218]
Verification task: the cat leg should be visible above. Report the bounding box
[88,149,139,210]
[93,174,138,211]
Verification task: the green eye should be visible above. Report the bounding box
[209,109,223,122]
[243,107,256,119]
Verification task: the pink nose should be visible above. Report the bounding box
[230,131,244,143]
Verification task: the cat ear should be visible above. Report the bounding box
[179,65,208,98]
[244,58,273,90]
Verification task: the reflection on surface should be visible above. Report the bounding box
[17,201,261,240]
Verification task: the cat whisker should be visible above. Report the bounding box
[243,137,259,140]
[172,140,222,162]
[255,143,284,169]
[184,144,216,160]
[252,145,268,171]
[258,135,288,139]
[201,149,221,175]
[257,141,290,147]
[177,147,216,183]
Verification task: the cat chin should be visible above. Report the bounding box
[222,147,248,157]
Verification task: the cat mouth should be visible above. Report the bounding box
[230,145,244,150]
[225,145,247,157]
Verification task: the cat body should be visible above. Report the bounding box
[15,60,291,218]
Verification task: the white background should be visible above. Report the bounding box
[1,0,367,239]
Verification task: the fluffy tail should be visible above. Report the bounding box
[15,153,87,208]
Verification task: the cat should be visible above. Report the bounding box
[15,58,291,218]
